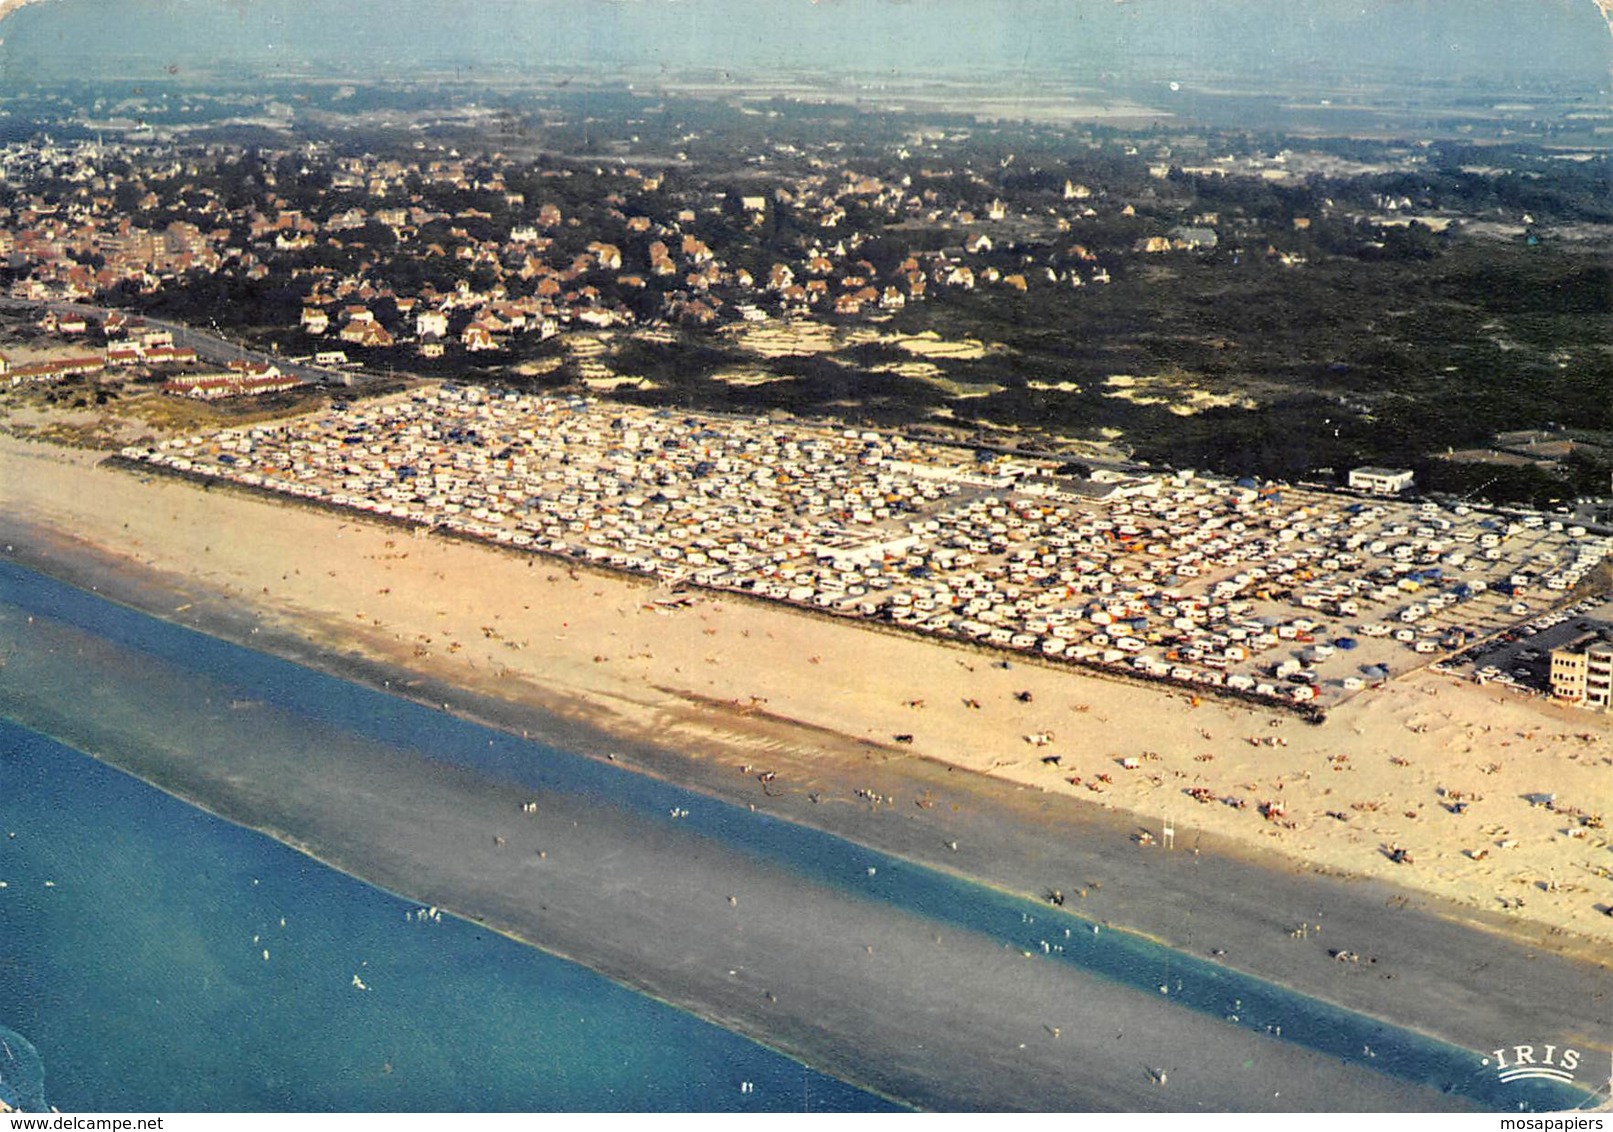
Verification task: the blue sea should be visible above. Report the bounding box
[0,717,896,1113]
[0,559,1594,1112]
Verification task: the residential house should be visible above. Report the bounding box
[143,346,199,366]
[587,242,623,271]
[339,319,394,348]
[9,355,104,386]
[461,322,499,352]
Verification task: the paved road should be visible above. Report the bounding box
[0,296,359,387]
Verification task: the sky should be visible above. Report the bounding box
[0,0,1608,94]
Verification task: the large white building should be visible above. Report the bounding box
[1348,466,1415,494]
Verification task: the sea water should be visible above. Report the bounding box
[0,559,1594,1112]
[0,718,891,1113]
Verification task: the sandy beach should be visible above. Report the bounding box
[2,431,1610,1107]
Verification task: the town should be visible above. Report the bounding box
[0,85,1608,515]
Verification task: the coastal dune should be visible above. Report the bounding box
[2,432,1610,1108]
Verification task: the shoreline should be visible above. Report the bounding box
[3,432,1611,1107]
[9,497,1608,967]
[0,572,1479,1113]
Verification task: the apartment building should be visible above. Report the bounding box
[1550,635,1613,709]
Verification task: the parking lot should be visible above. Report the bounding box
[1447,595,1613,700]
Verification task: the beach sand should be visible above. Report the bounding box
[2,432,1610,1107]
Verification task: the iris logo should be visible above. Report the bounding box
[1486,1043,1583,1084]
